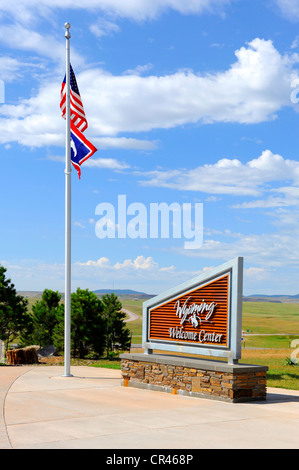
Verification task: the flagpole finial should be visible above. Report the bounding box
[65,22,71,39]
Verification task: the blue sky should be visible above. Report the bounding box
[1,0,299,296]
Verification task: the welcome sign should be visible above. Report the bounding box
[143,257,243,363]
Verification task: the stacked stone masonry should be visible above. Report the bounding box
[121,353,268,403]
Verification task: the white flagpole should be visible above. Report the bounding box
[63,22,73,377]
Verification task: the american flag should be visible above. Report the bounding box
[60,64,88,132]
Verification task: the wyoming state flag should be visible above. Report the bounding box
[70,121,97,179]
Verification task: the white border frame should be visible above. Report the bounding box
[142,257,243,364]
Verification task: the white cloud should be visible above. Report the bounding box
[123,64,154,76]
[72,254,187,291]
[0,77,63,147]
[81,39,298,133]
[232,186,299,209]
[179,229,299,269]
[92,137,157,150]
[0,24,65,63]
[233,197,291,209]
[47,155,131,174]
[0,22,85,71]
[90,19,120,38]
[177,200,299,271]
[76,257,111,267]
[114,255,159,270]
[4,251,298,295]
[275,0,299,21]
[0,38,298,148]
[0,1,232,24]
[84,158,130,170]
[0,57,28,82]
[76,255,160,271]
[245,267,265,278]
[74,221,86,229]
[138,149,299,198]
[291,36,299,49]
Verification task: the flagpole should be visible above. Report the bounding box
[62,22,73,377]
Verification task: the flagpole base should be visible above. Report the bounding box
[61,373,73,377]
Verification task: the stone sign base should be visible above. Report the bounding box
[120,353,268,403]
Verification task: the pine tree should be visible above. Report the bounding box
[101,293,131,357]
[53,288,106,358]
[0,264,30,350]
[29,289,63,347]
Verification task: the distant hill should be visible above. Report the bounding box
[93,289,154,299]
[17,291,44,299]
[18,290,299,303]
[18,289,154,301]
[244,294,299,303]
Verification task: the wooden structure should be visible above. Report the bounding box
[6,346,39,365]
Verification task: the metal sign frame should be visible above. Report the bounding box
[142,257,243,364]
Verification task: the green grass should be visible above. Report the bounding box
[242,334,298,349]
[91,360,121,370]
[122,299,143,316]
[23,298,299,390]
[122,300,299,391]
[38,357,123,370]
[122,300,143,343]
[242,301,299,334]
[131,335,142,344]
[240,349,299,391]
[122,299,299,334]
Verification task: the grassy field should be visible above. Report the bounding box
[122,299,299,340]
[21,297,299,391]
[240,349,299,390]
[122,299,299,391]
[242,301,299,334]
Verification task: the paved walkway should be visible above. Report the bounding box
[0,365,298,449]
[122,308,139,322]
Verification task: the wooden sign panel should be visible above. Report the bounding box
[143,257,243,362]
[149,274,229,347]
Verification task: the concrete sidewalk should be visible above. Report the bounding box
[0,365,298,449]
